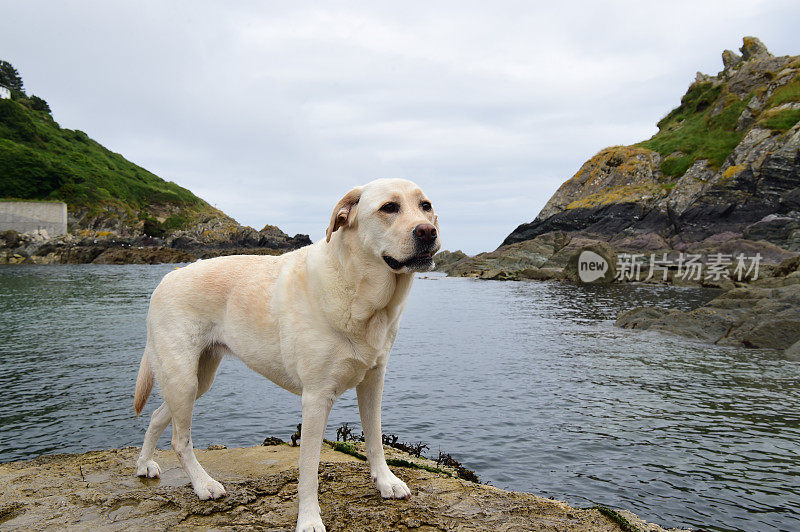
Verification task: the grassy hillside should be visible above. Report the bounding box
[0,90,213,233]
[638,81,748,176]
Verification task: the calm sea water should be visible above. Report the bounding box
[2,264,800,531]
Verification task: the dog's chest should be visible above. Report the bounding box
[337,308,399,367]
[343,298,402,351]
[365,309,391,350]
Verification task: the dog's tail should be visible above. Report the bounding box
[134,347,154,418]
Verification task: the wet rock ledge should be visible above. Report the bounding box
[615,257,800,355]
[0,444,681,531]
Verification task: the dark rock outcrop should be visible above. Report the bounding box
[441,232,570,279]
[0,225,312,265]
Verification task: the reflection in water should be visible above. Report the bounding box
[1,265,799,532]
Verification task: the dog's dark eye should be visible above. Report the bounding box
[420,201,432,212]
[380,202,400,214]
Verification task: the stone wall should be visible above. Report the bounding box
[0,201,68,235]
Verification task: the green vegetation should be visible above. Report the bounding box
[327,440,454,477]
[0,60,211,226]
[588,506,639,532]
[638,82,749,176]
[660,155,694,178]
[762,108,800,131]
[768,74,800,106]
[138,212,192,237]
[328,440,367,459]
[0,60,23,91]
[565,183,661,210]
[655,82,721,128]
[0,98,204,215]
[639,73,800,178]
[163,213,191,231]
[386,457,451,476]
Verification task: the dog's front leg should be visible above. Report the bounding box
[357,365,411,499]
[296,392,335,532]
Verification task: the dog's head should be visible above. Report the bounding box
[326,178,441,273]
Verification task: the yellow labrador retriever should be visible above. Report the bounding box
[133,178,440,532]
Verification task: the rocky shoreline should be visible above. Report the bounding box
[434,233,796,287]
[0,221,311,265]
[615,255,800,355]
[0,444,682,532]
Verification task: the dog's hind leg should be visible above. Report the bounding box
[159,341,226,500]
[136,401,171,478]
[196,344,224,399]
[135,344,224,484]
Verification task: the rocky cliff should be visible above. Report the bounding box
[441,37,800,282]
[506,37,800,252]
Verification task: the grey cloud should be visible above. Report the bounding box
[2,1,798,253]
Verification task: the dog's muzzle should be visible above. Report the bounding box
[383,253,435,271]
[383,223,439,271]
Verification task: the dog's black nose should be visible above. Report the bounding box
[413,223,437,244]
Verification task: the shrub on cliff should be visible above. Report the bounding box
[28,95,50,113]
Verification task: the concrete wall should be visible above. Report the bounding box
[0,201,68,235]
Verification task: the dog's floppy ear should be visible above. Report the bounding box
[326,187,362,242]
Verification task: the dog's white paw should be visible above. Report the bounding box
[295,514,326,532]
[374,471,411,499]
[193,477,226,500]
[136,459,161,478]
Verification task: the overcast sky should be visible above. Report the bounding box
[2,1,799,253]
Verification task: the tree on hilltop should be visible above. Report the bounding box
[0,60,24,91]
[30,95,51,113]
